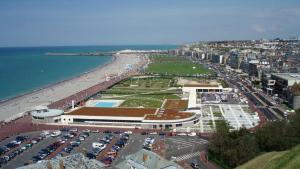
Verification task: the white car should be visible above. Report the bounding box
[149,132,158,135]
[40,131,51,138]
[92,142,107,150]
[144,137,155,144]
[31,140,38,144]
[187,132,197,137]
[91,129,99,133]
[82,129,90,133]
[51,131,61,137]
[124,131,133,135]
[11,140,22,145]
[177,133,187,136]
[70,128,78,132]
[79,137,85,141]
[57,139,66,144]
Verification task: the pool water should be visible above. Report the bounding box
[94,101,118,107]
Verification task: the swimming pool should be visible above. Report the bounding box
[91,100,123,108]
[94,101,117,108]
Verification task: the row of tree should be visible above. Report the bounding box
[208,110,300,168]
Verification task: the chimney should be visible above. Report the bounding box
[59,159,65,169]
[46,161,53,169]
[71,100,75,109]
[143,153,148,162]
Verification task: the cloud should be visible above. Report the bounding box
[251,25,265,33]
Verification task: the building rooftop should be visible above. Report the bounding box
[115,149,182,169]
[32,108,64,118]
[163,99,188,110]
[183,84,220,88]
[144,109,194,120]
[17,153,104,169]
[272,73,300,84]
[66,107,157,117]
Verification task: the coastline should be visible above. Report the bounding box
[0,55,116,104]
[0,53,143,121]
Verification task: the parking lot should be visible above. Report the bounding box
[0,131,56,169]
[199,93,243,104]
[0,129,209,168]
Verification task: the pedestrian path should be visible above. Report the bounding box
[175,151,200,161]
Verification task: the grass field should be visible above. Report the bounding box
[120,94,180,108]
[112,76,176,89]
[236,144,300,169]
[100,76,181,108]
[145,55,211,75]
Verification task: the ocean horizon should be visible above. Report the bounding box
[0,45,177,101]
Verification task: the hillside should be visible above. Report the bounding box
[236,144,300,169]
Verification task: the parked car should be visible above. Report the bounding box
[70,128,78,132]
[191,161,200,169]
[82,129,90,133]
[177,133,187,136]
[141,132,148,135]
[91,129,99,133]
[60,128,70,132]
[124,130,133,135]
[51,130,61,137]
[92,142,107,150]
[103,130,111,134]
[188,132,197,137]
[86,152,96,159]
[149,132,158,135]
[40,131,51,138]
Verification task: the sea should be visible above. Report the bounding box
[0,45,177,101]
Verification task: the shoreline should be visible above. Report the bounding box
[0,53,143,121]
[0,55,116,104]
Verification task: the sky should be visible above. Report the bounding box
[0,0,299,47]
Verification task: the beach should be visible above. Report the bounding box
[0,53,144,121]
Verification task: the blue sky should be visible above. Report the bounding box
[0,0,299,46]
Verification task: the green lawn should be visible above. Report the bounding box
[100,73,182,108]
[119,94,180,108]
[236,144,300,169]
[120,98,162,108]
[113,77,175,89]
[145,55,211,75]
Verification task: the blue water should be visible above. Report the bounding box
[94,101,117,108]
[0,45,177,101]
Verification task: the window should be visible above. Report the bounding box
[32,116,44,120]
[176,123,182,127]
[73,118,142,123]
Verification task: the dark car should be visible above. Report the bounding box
[60,128,70,132]
[159,132,165,136]
[113,130,122,134]
[86,152,96,159]
[141,132,148,135]
[191,161,200,169]
[16,136,29,142]
[103,130,111,134]
[0,148,5,155]
[6,143,16,149]
[101,157,113,165]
